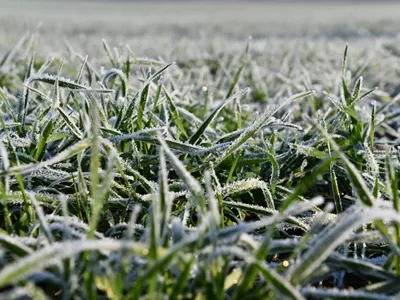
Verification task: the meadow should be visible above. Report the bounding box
[1,1,400,299]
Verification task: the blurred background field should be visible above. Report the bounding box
[2,0,399,97]
[2,0,400,55]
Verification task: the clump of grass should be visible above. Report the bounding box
[0,33,400,300]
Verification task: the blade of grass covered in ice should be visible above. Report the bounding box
[19,52,35,126]
[86,96,111,298]
[341,44,349,76]
[349,87,378,107]
[30,74,89,90]
[288,142,327,159]
[75,54,88,83]
[177,106,219,137]
[147,157,163,298]
[24,84,51,103]
[28,194,54,243]
[363,143,379,178]
[212,90,314,168]
[0,161,12,233]
[324,112,343,214]
[223,200,308,231]
[108,127,166,142]
[36,56,54,76]
[125,53,131,80]
[256,261,305,300]
[158,135,206,215]
[111,132,209,154]
[220,178,274,209]
[57,107,84,139]
[330,167,343,214]
[301,287,391,300]
[102,68,128,97]
[137,63,173,129]
[265,150,279,195]
[0,239,151,288]
[0,139,89,177]
[0,233,33,256]
[0,118,32,224]
[287,206,400,285]
[0,89,18,123]
[128,57,166,68]
[278,154,337,212]
[163,86,188,139]
[204,171,221,229]
[90,148,117,236]
[226,150,241,184]
[368,101,376,148]
[386,155,400,274]
[87,100,117,238]
[117,158,156,193]
[326,254,398,281]
[102,39,117,68]
[307,116,375,207]
[137,75,152,130]
[188,88,249,145]
[351,76,363,101]
[33,118,53,161]
[365,280,400,295]
[52,58,64,110]
[145,79,163,127]
[158,148,171,246]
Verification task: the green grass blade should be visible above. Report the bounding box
[57,107,84,139]
[213,90,314,168]
[34,118,53,161]
[163,87,188,139]
[0,139,89,177]
[0,240,148,288]
[256,262,305,300]
[189,88,249,145]
[341,43,348,76]
[0,233,32,256]
[158,135,206,216]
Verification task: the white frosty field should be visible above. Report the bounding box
[1,1,400,299]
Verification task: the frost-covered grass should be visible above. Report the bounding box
[2,2,400,299]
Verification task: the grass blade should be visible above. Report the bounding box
[189,88,249,145]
